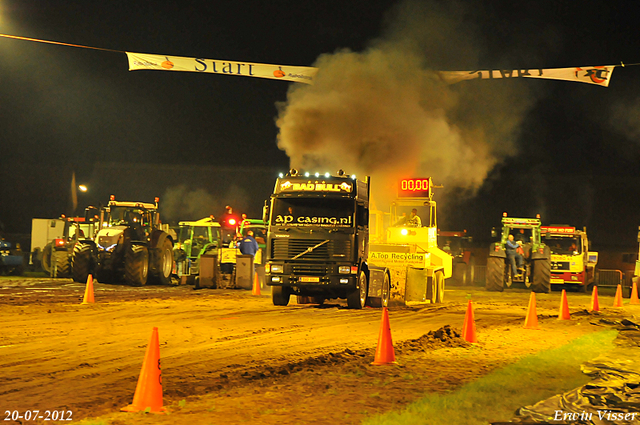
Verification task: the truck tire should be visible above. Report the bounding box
[486,257,505,292]
[369,273,391,308]
[272,286,290,306]
[125,245,149,286]
[531,259,551,293]
[153,238,174,285]
[71,243,93,283]
[53,250,71,278]
[41,243,53,274]
[347,271,368,309]
[434,270,445,303]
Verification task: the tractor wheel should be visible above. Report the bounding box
[41,243,53,274]
[153,238,174,285]
[347,271,368,309]
[272,286,291,306]
[467,256,476,286]
[531,259,551,293]
[71,243,93,283]
[485,257,505,292]
[452,262,467,286]
[369,273,391,308]
[434,270,445,303]
[53,250,71,278]
[125,245,149,286]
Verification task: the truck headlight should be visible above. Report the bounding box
[338,266,351,274]
[271,264,283,274]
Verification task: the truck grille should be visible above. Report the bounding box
[292,264,329,274]
[271,239,351,261]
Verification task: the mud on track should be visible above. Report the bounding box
[0,277,632,424]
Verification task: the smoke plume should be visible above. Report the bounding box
[160,184,250,223]
[275,0,536,206]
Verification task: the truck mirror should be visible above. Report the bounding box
[262,202,269,224]
[491,227,497,238]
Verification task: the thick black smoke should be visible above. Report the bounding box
[275,0,537,206]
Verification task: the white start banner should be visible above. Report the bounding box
[437,65,616,87]
[126,52,319,85]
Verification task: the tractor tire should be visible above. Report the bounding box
[486,257,505,292]
[41,243,53,274]
[452,262,467,286]
[125,245,149,286]
[531,259,551,293]
[71,243,93,283]
[347,271,368,309]
[368,273,391,308]
[152,238,174,285]
[272,286,291,306]
[434,270,445,303]
[467,256,476,286]
[53,250,71,278]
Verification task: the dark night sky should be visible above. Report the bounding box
[2,0,640,249]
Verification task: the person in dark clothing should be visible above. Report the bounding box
[239,230,259,257]
[506,234,524,277]
[239,230,260,277]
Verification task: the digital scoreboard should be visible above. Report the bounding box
[398,178,432,198]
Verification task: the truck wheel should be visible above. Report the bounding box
[71,243,92,283]
[41,243,53,274]
[369,273,391,308]
[53,250,71,278]
[272,286,290,306]
[154,238,174,285]
[486,257,505,292]
[531,259,551,293]
[125,245,149,286]
[434,270,445,303]
[347,271,368,309]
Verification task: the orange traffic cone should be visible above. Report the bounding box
[630,280,640,305]
[590,286,600,312]
[371,307,397,365]
[613,284,624,307]
[252,272,261,296]
[523,292,539,329]
[558,289,571,320]
[461,300,477,343]
[82,274,95,304]
[122,327,165,413]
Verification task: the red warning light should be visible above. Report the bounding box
[228,218,237,226]
[110,195,115,201]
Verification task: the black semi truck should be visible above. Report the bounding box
[264,169,390,309]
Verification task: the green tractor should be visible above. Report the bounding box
[72,197,175,286]
[486,214,551,293]
[174,217,222,285]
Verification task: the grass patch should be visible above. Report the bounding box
[364,330,617,425]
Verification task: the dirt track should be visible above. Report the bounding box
[0,277,634,424]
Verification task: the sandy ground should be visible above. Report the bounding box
[0,277,636,424]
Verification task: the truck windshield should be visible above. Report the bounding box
[271,198,354,227]
[547,237,581,255]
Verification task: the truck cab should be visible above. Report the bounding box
[264,169,389,309]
